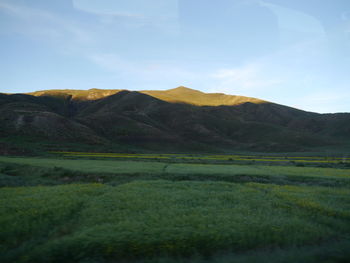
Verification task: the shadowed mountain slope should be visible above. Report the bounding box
[1,88,350,153]
[0,93,105,146]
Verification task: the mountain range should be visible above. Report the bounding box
[1,87,349,153]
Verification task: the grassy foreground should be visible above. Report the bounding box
[1,181,350,263]
[1,156,350,262]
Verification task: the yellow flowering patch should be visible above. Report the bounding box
[50,151,350,164]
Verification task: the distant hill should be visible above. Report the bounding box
[29,89,123,101]
[1,87,349,153]
[29,86,265,106]
[142,87,265,106]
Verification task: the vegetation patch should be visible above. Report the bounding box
[0,156,349,262]
[1,181,350,262]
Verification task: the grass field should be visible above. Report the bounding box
[1,155,350,262]
[52,151,350,165]
[1,156,349,186]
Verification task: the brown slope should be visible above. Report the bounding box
[74,91,331,151]
[74,91,183,145]
[142,86,266,106]
[0,93,106,145]
[28,87,266,106]
[29,89,122,101]
[7,88,349,152]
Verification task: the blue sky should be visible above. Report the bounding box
[0,0,349,113]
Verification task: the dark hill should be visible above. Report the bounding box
[1,88,349,153]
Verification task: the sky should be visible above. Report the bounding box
[0,0,349,113]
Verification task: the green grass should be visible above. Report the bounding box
[50,151,350,167]
[0,156,349,187]
[166,163,350,179]
[1,181,350,263]
[1,156,350,262]
[1,156,350,178]
[0,156,166,174]
[135,239,350,263]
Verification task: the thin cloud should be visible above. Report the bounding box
[89,53,198,84]
[208,36,331,103]
[294,91,350,113]
[0,1,93,44]
[260,1,326,35]
[73,0,178,18]
[211,63,282,95]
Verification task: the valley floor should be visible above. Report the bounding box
[0,155,350,262]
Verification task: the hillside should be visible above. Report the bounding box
[1,87,350,153]
[29,86,265,106]
[142,86,266,106]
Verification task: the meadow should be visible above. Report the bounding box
[0,154,350,262]
[51,151,350,165]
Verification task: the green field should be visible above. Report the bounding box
[52,151,350,165]
[1,155,350,262]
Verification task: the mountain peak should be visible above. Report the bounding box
[167,86,202,93]
[4,87,350,153]
[142,87,266,106]
[28,87,266,106]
